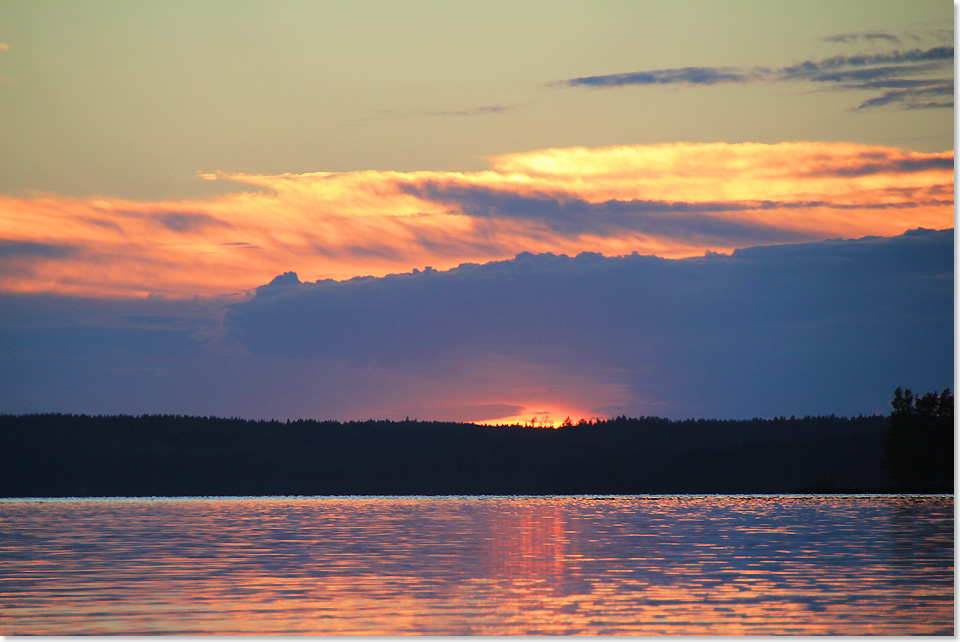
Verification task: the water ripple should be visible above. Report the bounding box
[0,495,952,635]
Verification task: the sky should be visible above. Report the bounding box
[0,0,954,423]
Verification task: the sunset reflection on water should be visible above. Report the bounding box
[0,495,953,635]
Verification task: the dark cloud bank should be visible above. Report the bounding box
[1,229,952,421]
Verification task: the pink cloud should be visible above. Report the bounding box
[0,142,952,298]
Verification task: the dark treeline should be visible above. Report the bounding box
[883,387,953,493]
[4,409,938,497]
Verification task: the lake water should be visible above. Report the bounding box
[0,495,953,635]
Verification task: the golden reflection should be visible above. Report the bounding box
[479,500,570,580]
[0,496,953,635]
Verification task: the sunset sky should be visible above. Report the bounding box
[0,0,954,424]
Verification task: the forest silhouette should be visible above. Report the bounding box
[3,389,950,497]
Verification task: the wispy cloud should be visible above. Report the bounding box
[778,47,952,77]
[0,240,76,260]
[349,104,517,126]
[557,39,954,110]
[823,31,901,45]
[0,142,951,298]
[854,83,954,110]
[560,66,765,87]
[824,27,953,47]
[421,104,516,117]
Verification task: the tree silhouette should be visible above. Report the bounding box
[0,411,893,497]
[883,387,953,492]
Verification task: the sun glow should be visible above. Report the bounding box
[476,406,602,428]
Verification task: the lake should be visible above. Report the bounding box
[0,495,952,635]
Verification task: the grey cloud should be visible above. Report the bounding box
[219,241,263,250]
[777,47,953,77]
[0,240,77,259]
[563,66,763,87]
[402,182,793,240]
[854,83,955,111]
[557,44,954,111]
[422,104,517,117]
[115,209,231,233]
[351,104,517,126]
[804,62,948,84]
[400,182,941,242]
[0,241,79,278]
[801,154,955,177]
[824,28,953,47]
[823,31,901,45]
[81,216,125,233]
[558,47,952,88]
[846,78,952,89]
[154,211,230,233]
[900,99,954,110]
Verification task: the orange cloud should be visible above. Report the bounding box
[0,142,952,298]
